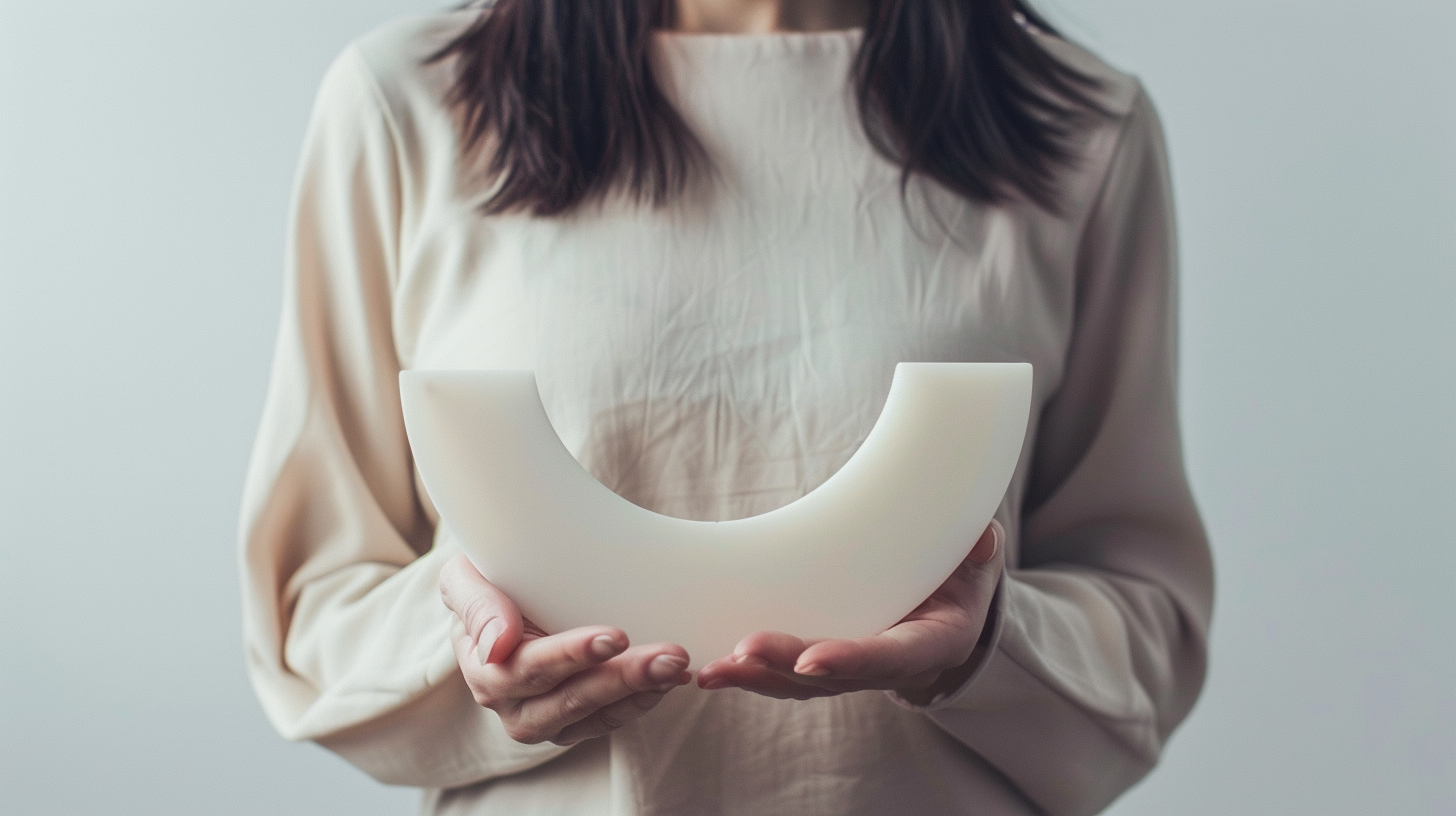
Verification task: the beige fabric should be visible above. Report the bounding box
[239,10,1212,816]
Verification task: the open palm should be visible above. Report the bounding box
[695,520,1005,704]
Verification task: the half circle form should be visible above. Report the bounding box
[401,362,1032,666]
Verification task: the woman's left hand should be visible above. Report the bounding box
[696,520,1005,705]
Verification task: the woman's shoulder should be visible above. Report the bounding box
[1032,29,1146,119]
[310,9,479,139]
[349,9,477,92]
[1025,30,1168,219]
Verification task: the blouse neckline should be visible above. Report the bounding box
[651,26,863,57]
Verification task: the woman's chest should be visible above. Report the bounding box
[394,187,1076,519]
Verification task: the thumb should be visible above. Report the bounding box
[954,519,1005,618]
[968,519,1004,569]
[440,553,524,664]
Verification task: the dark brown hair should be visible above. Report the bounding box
[432,0,1104,216]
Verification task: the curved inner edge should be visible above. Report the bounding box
[521,365,928,527]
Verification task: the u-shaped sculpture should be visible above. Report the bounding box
[401,362,1032,666]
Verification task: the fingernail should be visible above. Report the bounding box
[477,618,505,665]
[591,635,624,660]
[732,653,767,668]
[795,663,831,677]
[970,522,1001,565]
[700,678,730,691]
[649,654,689,683]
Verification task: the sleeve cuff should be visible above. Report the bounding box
[320,670,573,788]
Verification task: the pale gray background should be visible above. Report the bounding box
[1,1,1452,813]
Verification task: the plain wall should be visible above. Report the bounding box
[1,1,1451,813]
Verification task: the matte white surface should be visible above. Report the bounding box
[402,364,1031,663]
[1,2,1452,815]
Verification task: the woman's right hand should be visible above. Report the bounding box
[439,554,692,746]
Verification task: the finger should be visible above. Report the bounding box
[971,519,1002,566]
[698,647,854,694]
[496,625,635,699]
[730,631,814,671]
[793,622,963,682]
[694,632,839,691]
[937,519,1005,606]
[551,690,669,746]
[697,660,839,700]
[511,644,690,741]
[710,628,914,690]
[724,630,896,690]
[440,554,524,665]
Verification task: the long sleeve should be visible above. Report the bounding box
[238,46,569,787]
[903,87,1214,816]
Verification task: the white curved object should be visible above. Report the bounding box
[401,363,1032,666]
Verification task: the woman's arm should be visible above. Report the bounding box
[239,46,572,787]
[896,85,1213,815]
[696,85,1211,816]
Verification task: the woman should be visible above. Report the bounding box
[240,0,1213,813]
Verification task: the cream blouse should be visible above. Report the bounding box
[240,9,1212,816]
